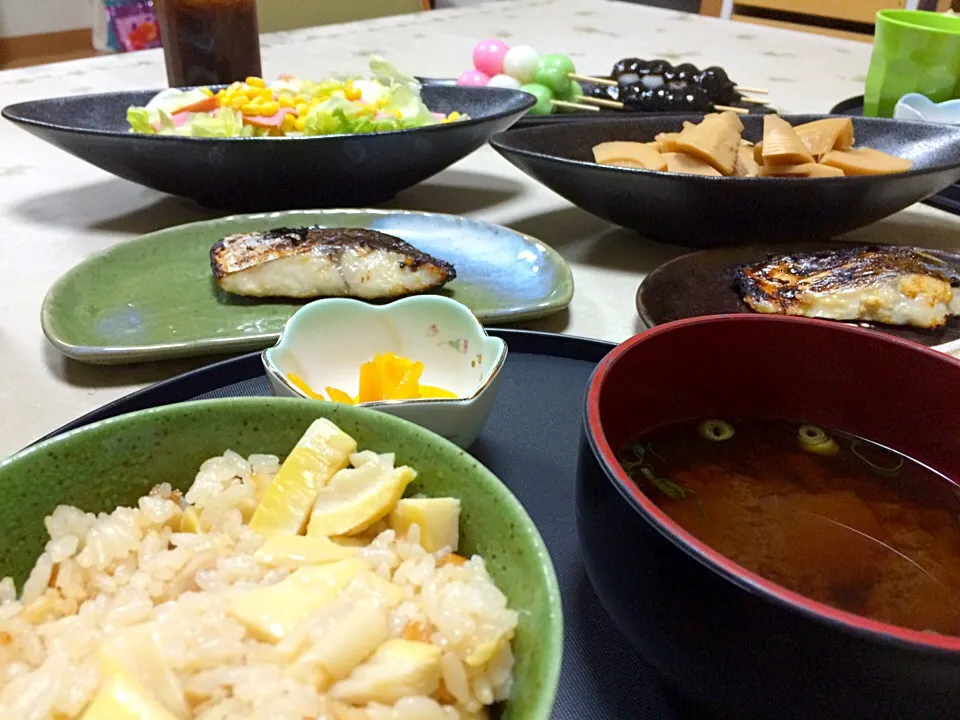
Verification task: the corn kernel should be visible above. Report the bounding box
[246,76,266,88]
[278,96,295,109]
[447,111,460,121]
[240,102,261,115]
[345,87,362,101]
[295,102,308,116]
[295,117,307,132]
[259,101,280,116]
[294,95,306,105]
[230,95,249,109]
[281,114,297,133]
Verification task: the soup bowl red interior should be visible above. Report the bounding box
[576,314,960,720]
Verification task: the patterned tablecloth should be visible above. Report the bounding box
[1,0,958,457]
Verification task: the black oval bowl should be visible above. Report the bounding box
[2,85,534,211]
[576,315,960,720]
[490,114,960,248]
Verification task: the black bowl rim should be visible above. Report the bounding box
[583,313,960,656]
[1,85,535,144]
[490,113,960,184]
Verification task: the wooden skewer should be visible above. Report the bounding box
[715,104,749,115]
[577,96,622,109]
[738,97,769,105]
[579,95,749,115]
[569,72,616,87]
[735,85,768,94]
[552,99,600,112]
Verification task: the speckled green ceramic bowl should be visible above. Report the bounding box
[0,398,562,720]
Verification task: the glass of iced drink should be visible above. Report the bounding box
[155,0,262,87]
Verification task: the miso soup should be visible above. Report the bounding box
[620,417,960,636]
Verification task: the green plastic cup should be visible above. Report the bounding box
[864,10,960,118]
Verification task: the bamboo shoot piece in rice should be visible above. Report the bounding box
[674,111,743,175]
[248,418,356,536]
[761,114,814,166]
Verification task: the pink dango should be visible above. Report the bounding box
[457,69,490,87]
[472,38,510,77]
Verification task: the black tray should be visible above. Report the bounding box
[420,76,772,129]
[830,95,960,217]
[39,329,697,720]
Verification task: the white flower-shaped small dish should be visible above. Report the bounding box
[262,295,507,448]
[893,94,960,125]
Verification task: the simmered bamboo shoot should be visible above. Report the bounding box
[793,118,855,159]
[593,141,668,171]
[663,152,722,176]
[758,162,844,178]
[820,148,913,175]
[655,132,682,153]
[674,111,743,176]
[736,145,760,177]
[761,115,814,166]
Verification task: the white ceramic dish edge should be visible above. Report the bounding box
[262,296,508,448]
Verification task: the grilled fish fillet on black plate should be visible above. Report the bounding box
[736,246,960,329]
[210,227,456,299]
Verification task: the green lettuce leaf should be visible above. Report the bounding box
[126,107,155,134]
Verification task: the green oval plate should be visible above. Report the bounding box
[42,209,574,365]
[0,397,562,720]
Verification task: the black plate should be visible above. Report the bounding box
[831,94,960,217]
[490,114,960,248]
[420,76,773,128]
[1,86,534,211]
[35,328,705,720]
[636,241,960,347]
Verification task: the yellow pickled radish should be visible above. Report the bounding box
[761,114,814,166]
[248,419,357,537]
[358,361,383,403]
[389,362,424,400]
[286,371,323,399]
[419,385,458,399]
[326,387,355,404]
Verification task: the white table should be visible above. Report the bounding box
[1,0,958,458]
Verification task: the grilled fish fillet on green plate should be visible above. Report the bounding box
[211,227,456,299]
[736,246,960,329]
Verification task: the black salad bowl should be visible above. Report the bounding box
[2,86,534,211]
[490,114,960,247]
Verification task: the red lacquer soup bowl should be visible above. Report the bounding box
[576,314,960,720]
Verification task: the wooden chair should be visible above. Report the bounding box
[700,0,952,42]
[258,0,430,34]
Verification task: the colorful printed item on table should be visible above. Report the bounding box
[105,0,161,52]
[126,56,466,137]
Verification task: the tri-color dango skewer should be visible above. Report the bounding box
[458,39,599,115]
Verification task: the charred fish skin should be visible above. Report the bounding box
[735,245,959,329]
[210,227,456,300]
